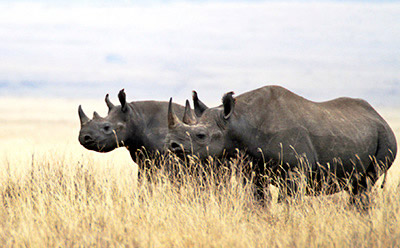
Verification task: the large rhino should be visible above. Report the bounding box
[78,89,185,162]
[166,85,397,204]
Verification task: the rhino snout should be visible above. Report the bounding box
[169,141,184,153]
[83,134,93,143]
[79,132,95,146]
[170,141,180,149]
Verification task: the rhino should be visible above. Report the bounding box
[78,89,185,163]
[166,85,397,204]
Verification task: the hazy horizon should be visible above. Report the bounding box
[1,0,399,107]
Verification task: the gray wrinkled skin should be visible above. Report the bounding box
[167,85,397,201]
[79,89,185,161]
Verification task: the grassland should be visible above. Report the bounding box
[0,97,400,247]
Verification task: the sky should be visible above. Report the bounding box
[0,0,399,107]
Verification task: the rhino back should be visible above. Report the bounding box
[226,85,396,170]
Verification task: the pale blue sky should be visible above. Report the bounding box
[1,0,399,106]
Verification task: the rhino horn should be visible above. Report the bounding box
[105,93,115,111]
[168,98,182,129]
[78,105,90,126]
[183,100,197,125]
[93,111,101,120]
[192,90,208,117]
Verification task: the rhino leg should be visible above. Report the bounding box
[281,142,318,201]
[253,173,273,203]
[129,149,150,181]
[348,174,372,211]
[276,169,303,203]
[348,160,382,210]
[349,129,396,210]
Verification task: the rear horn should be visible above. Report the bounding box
[93,111,102,120]
[183,100,197,125]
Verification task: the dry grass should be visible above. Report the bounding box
[0,98,400,247]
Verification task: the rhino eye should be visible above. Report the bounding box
[196,133,206,140]
[102,124,113,134]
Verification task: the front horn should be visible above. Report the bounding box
[168,98,182,129]
[78,105,90,126]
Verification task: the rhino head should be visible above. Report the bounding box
[78,89,137,152]
[166,92,235,158]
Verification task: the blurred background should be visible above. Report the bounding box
[0,0,399,107]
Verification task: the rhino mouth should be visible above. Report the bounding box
[79,137,116,153]
[169,142,192,159]
[172,149,185,158]
[170,142,183,152]
[81,141,103,151]
[83,143,114,153]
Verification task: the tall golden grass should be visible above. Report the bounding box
[0,98,399,247]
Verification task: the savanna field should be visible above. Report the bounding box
[1,97,400,247]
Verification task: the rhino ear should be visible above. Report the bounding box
[183,100,197,125]
[118,89,128,113]
[192,90,208,117]
[105,94,115,112]
[78,105,90,126]
[168,98,182,129]
[222,91,235,120]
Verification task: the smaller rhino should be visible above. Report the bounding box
[78,89,185,162]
